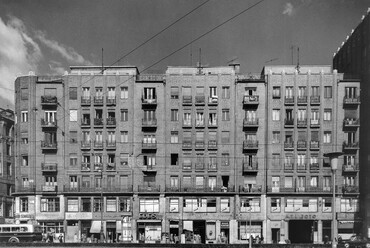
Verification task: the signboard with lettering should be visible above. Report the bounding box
[285,214,317,220]
[139,213,162,219]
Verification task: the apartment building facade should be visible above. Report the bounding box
[0,108,14,223]
[333,8,370,238]
[13,64,360,244]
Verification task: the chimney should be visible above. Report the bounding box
[229,63,240,74]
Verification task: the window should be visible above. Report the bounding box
[285,86,293,98]
[143,87,156,100]
[221,131,230,144]
[207,198,216,212]
[170,176,179,188]
[69,110,77,122]
[120,153,129,166]
[273,86,281,98]
[222,109,230,121]
[70,153,77,166]
[120,176,129,189]
[106,197,117,212]
[271,198,281,212]
[67,198,79,212]
[120,109,128,122]
[298,86,306,97]
[20,198,28,212]
[70,176,77,189]
[323,131,331,144]
[310,176,318,188]
[139,198,159,212]
[345,87,359,98]
[196,112,204,126]
[171,86,179,99]
[120,87,128,99]
[284,176,293,188]
[324,86,332,98]
[220,198,230,212]
[40,197,60,212]
[311,86,319,97]
[21,111,28,122]
[22,136,28,144]
[70,131,77,143]
[324,109,332,121]
[272,131,280,144]
[93,197,103,212]
[222,86,230,99]
[120,131,128,143]
[171,131,178,143]
[171,153,178,166]
[272,109,280,121]
[144,154,156,167]
[82,87,90,98]
[107,87,115,100]
[69,87,77,100]
[222,153,229,166]
[21,88,28,100]
[240,198,261,212]
[209,87,217,98]
[272,154,280,167]
[340,198,359,212]
[119,197,131,212]
[169,198,179,212]
[22,155,28,166]
[81,198,91,212]
[171,109,178,121]
[22,177,29,188]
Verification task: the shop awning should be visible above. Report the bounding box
[90,221,102,233]
[116,221,121,232]
[136,220,161,223]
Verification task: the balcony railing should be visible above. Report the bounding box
[342,185,359,194]
[243,140,258,150]
[42,185,57,192]
[93,141,104,149]
[142,141,157,149]
[239,185,262,193]
[243,95,259,105]
[284,163,294,171]
[208,163,217,172]
[93,163,103,171]
[310,141,320,150]
[310,96,320,105]
[106,117,116,126]
[243,118,259,127]
[81,96,91,105]
[297,141,307,150]
[195,162,205,171]
[208,97,218,105]
[142,164,156,172]
[182,96,192,105]
[81,118,91,127]
[142,119,157,128]
[138,185,160,192]
[195,121,205,128]
[81,162,91,171]
[94,96,104,105]
[106,162,116,171]
[343,118,360,128]
[208,120,218,128]
[16,185,36,193]
[182,162,192,171]
[94,118,104,127]
[284,141,294,150]
[243,161,258,173]
[208,140,217,150]
[41,119,57,128]
[41,96,58,105]
[195,141,205,150]
[41,141,57,150]
[297,96,307,105]
[343,142,359,150]
[310,119,320,128]
[182,120,192,128]
[284,119,294,127]
[106,96,116,105]
[343,96,360,105]
[182,141,192,150]
[41,163,57,172]
[284,97,294,105]
[195,95,205,105]
[81,141,91,149]
[296,164,307,172]
[309,163,320,171]
[106,140,116,149]
[297,119,307,128]
[142,97,157,105]
[63,185,133,193]
[342,164,359,172]
[182,186,235,193]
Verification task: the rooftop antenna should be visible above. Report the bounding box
[197,48,203,74]
[296,47,300,73]
[101,48,104,74]
[190,44,193,67]
[290,45,295,65]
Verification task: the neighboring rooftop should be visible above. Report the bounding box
[263,65,333,74]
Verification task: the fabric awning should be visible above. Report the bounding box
[90,221,102,233]
[116,221,122,232]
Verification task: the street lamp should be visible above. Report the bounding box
[324,152,343,248]
[98,169,104,242]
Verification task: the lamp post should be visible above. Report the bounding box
[98,169,104,242]
[324,152,343,248]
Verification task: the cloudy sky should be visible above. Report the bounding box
[0,0,369,106]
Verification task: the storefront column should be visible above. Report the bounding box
[266,219,271,244]
[132,219,137,242]
[317,220,323,244]
[230,219,238,244]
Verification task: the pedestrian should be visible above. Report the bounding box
[58,234,64,243]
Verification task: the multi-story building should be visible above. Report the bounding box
[13,64,360,244]
[0,108,14,223]
[333,8,370,238]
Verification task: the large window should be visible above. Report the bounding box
[272,109,280,121]
[106,197,117,212]
[222,86,230,99]
[67,198,79,212]
[340,198,359,212]
[21,111,28,122]
[119,197,131,212]
[271,198,281,212]
[20,198,28,212]
[139,198,159,212]
[240,198,260,212]
[222,109,230,121]
[169,198,179,212]
[324,109,332,121]
[285,198,317,212]
[273,86,281,98]
[120,87,128,99]
[120,109,128,122]
[221,198,230,212]
[41,197,60,212]
[183,198,216,212]
[171,109,178,121]
[93,197,103,212]
[171,86,179,99]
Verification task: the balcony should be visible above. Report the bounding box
[296,164,307,172]
[81,162,91,172]
[342,164,359,173]
[243,140,258,151]
[195,141,205,150]
[208,97,218,105]
[297,96,307,105]
[94,118,104,127]
[182,140,192,150]
[41,163,57,172]
[106,140,116,149]
[93,163,103,171]
[284,97,294,105]
[81,96,91,106]
[41,119,57,128]
[138,185,160,192]
[239,185,262,193]
[195,121,205,128]
[106,96,116,106]
[81,118,91,128]
[182,162,192,171]
[93,141,104,149]
[93,96,104,105]
[142,119,157,129]
[42,185,57,192]
[208,140,217,150]
[284,119,294,128]
[16,185,36,193]
[195,95,205,105]
[342,185,359,194]
[243,161,258,173]
[81,141,91,150]
[63,185,133,193]
[208,120,218,128]
[310,96,320,105]
[182,120,192,128]
[284,141,294,150]
[310,141,320,150]
[195,162,205,171]
[142,141,157,150]
[343,142,359,150]
[343,118,360,128]
[343,96,360,105]
[310,119,320,128]
[297,141,307,150]
[243,118,259,128]
[142,164,156,172]
[243,95,259,105]
[142,97,157,106]
[41,96,58,106]
[106,162,116,171]
[106,117,116,127]
[297,119,307,128]
[41,141,57,151]
[309,163,320,172]
[284,163,294,171]
[208,163,217,172]
[182,96,192,105]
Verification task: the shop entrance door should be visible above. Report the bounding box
[106,222,116,243]
[271,228,280,244]
[289,220,314,243]
[193,220,206,243]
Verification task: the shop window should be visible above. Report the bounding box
[169,198,179,212]
[139,198,159,213]
[220,198,230,212]
[106,197,117,212]
[67,198,79,212]
[81,198,91,212]
[40,197,60,212]
[119,197,131,212]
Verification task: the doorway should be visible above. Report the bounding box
[288,220,314,243]
[271,228,280,244]
[193,220,206,243]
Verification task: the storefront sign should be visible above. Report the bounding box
[15,214,35,219]
[221,222,229,228]
[66,212,92,220]
[139,213,161,219]
[285,214,317,220]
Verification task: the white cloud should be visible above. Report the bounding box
[35,30,92,65]
[283,2,294,16]
[49,60,66,75]
[0,15,42,103]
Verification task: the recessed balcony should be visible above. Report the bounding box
[343,96,360,105]
[310,141,320,150]
[208,97,218,105]
[182,96,192,105]
[182,140,192,150]
[81,96,91,106]
[81,118,91,128]
[310,96,320,105]
[284,119,294,128]
[208,140,217,150]
[309,163,320,172]
[297,119,307,128]
[106,117,116,127]
[284,97,294,105]
[41,163,57,172]
[94,118,104,127]
[106,140,116,150]
[81,141,91,150]
[343,118,360,128]
[284,141,294,150]
[93,163,103,171]
[106,96,116,106]
[310,119,320,128]
[106,162,116,171]
[343,142,359,150]
[81,162,91,171]
[41,96,58,106]
[297,141,307,150]
[296,164,307,172]
[243,118,259,128]
[41,119,57,128]
[195,95,205,105]
[297,96,307,105]
[93,96,104,105]
[195,121,205,128]
[243,95,259,105]
[243,140,258,151]
[342,164,359,173]
[284,163,294,171]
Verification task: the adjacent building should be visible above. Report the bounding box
[13,64,360,243]
[333,7,370,238]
